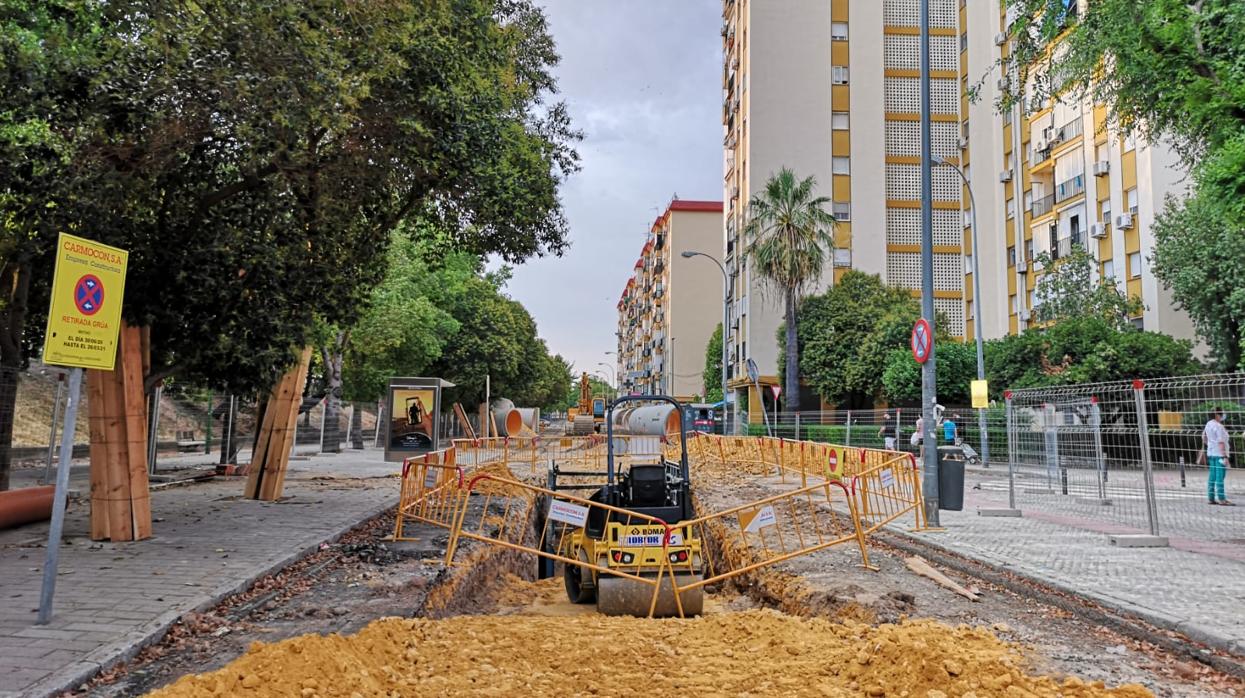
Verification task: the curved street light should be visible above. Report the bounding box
[681,250,729,432]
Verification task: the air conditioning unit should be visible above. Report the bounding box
[1115,213,1134,230]
[994,31,1009,46]
[1028,96,1044,113]
[999,169,1013,183]
[1089,222,1107,239]
[1018,308,1032,322]
[1016,257,1028,272]
[997,78,1009,92]
[1129,204,1139,216]
[1092,160,1110,176]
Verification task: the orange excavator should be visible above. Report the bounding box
[568,372,606,435]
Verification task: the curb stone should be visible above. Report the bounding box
[877,526,1245,678]
[24,501,393,698]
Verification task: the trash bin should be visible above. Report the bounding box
[936,446,965,511]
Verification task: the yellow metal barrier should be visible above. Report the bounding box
[394,448,463,539]
[668,479,872,603]
[850,452,926,533]
[443,473,685,618]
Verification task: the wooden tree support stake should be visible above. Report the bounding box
[87,322,151,541]
[244,348,313,501]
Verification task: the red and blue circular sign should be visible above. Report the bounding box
[74,274,104,316]
[911,318,932,364]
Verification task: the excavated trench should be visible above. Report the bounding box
[141,464,1157,697]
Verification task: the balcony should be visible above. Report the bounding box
[1050,117,1083,146]
[1032,192,1056,217]
[1055,174,1084,203]
[1051,235,1086,260]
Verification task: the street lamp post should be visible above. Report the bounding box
[933,156,990,468]
[681,250,730,434]
[597,362,616,399]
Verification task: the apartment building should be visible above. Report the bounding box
[722,0,966,417]
[615,200,723,401]
[961,0,1197,339]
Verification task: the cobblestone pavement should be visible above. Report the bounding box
[0,448,399,697]
[901,468,1245,656]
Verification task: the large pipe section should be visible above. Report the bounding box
[491,398,539,437]
[609,403,681,436]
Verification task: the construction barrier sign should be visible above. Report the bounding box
[42,233,128,371]
[971,379,989,408]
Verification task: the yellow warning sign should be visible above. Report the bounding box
[41,233,129,371]
[971,379,989,409]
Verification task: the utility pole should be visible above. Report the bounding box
[919,0,940,526]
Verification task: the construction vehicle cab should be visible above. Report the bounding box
[555,395,703,616]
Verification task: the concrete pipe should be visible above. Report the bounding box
[490,398,524,437]
[514,408,540,432]
[610,403,680,436]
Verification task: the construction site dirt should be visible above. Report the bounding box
[73,468,1243,697]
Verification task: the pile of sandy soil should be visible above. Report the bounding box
[146,609,1151,697]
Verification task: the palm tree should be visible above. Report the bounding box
[742,167,836,413]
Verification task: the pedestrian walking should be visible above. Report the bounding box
[943,414,959,445]
[912,415,925,458]
[878,413,897,451]
[1205,408,1233,506]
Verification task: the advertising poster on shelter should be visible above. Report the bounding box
[390,388,435,450]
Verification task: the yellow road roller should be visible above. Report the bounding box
[553,395,704,616]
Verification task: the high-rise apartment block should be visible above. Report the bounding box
[615,200,723,400]
[961,0,1196,340]
[722,0,967,414]
[717,0,1196,418]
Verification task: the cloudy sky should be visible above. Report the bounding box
[498,0,723,384]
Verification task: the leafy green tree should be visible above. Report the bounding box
[0,0,578,488]
[983,317,1202,395]
[785,271,920,409]
[1030,246,1143,328]
[1153,144,1245,369]
[742,168,836,412]
[702,324,724,404]
[882,341,978,406]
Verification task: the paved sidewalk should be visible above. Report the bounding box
[898,469,1245,656]
[0,448,400,697]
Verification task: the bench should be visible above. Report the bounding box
[176,430,206,452]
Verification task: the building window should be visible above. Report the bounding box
[1023,190,1033,212]
[1125,188,1138,215]
[1129,251,1142,278]
[1006,198,1015,219]
[1010,294,1018,313]
[964,254,974,274]
[966,299,974,320]
[1123,133,1136,152]
[833,201,851,221]
[832,156,851,175]
[832,66,849,85]
[1101,199,1112,223]
[832,22,849,41]
[832,112,850,130]
[960,32,968,52]
[1102,259,1115,280]
[1007,246,1016,267]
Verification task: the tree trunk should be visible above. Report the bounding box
[0,258,32,491]
[320,333,345,453]
[785,287,800,413]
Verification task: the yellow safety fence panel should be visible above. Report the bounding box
[443,473,686,618]
[850,452,926,533]
[668,478,873,599]
[394,448,464,540]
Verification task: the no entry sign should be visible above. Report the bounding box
[911,318,933,364]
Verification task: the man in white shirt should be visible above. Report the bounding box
[1205,408,1232,506]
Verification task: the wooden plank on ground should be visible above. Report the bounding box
[99,360,131,542]
[244,381,282,498]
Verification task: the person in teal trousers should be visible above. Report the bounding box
[1205,408,1233,506]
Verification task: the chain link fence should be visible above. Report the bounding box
[1003,373,1245,544]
